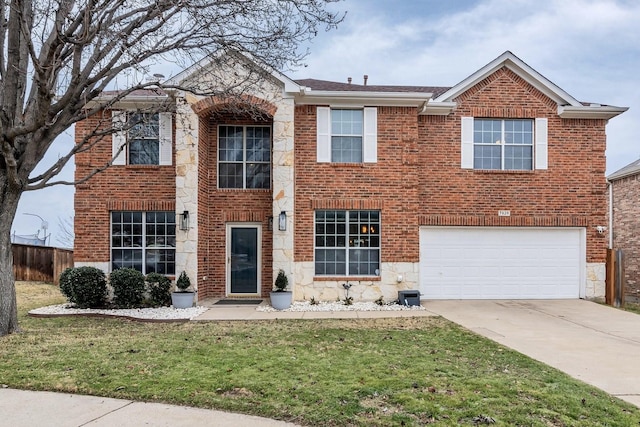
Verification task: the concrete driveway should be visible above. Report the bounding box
[424,299,640,407]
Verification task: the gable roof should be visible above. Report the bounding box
[608,158,640,181]
[427,51,627,119]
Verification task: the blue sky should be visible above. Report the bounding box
[12,0,640,247]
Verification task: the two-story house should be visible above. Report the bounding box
[74,51,626,303]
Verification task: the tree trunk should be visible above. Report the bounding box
[0,177,21,336]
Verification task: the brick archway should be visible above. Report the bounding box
[191,94,277,118]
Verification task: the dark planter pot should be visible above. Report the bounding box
[171,292,195,309]
[270,291,292,310]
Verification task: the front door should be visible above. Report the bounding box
[227,224,261,295]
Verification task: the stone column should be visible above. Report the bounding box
[174,94,199,292]
[272,97,295,296]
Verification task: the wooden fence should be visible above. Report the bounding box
[605,248,625,307]
[12,244,74,285]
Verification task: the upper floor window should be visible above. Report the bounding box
[129,113,159,165]
[111,111,172,166]
[474,119,533,170]
[331,109,363,162]
[461,117,548,171]
[317,107,377,163]
[218,125,271,189]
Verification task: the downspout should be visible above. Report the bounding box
[607,179,613,249]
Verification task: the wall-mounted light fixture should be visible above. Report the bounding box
[596,225,607,235]
[278,211,287,231]
[268,216,274,231]
[179,210,190,231]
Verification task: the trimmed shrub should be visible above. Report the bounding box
[58,266,108,308]
[110,268,145,308]
[146,272,171,307]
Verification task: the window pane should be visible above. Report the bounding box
[473,145,501,170]
[246,163,270,189]
[246,127,271,162]
[218,126,244,162]
[504,145,533,170]
[331,136,362,162]
[504,119,533,145]
[219,163,243,188]
[474,119,501,144]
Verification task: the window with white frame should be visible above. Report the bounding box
[317,107,377,163]
[474,119,533,170]
[218,125,271,189]
[128,113,160,165]
[331,109,363,162]
[111,111,172,166]
[461,117,548,171]
[315,210,381,276]
[111,211,176,275]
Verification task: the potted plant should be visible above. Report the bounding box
[171,271,195,309]
[270,269,292,310]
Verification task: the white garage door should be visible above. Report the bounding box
[420,227,584,299]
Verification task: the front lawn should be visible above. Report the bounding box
[2,282,639,426]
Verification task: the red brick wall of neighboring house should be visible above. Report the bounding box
[294,105,421,271]
[419,67,608,263]
[293,66,608,269]
[196,112,273,299]
[611,175,640,300]
[74,110,176,268]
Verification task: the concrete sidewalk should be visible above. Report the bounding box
[0,388,299,427]
[424,299,640,407]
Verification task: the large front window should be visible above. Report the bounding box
[111,211,176,275]
[473,119,533,170]
[218,125,271,189]
[331,109,363,163]
[315,210,380,276]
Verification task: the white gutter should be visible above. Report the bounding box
[557,105,628,120]
[294,90,432,108]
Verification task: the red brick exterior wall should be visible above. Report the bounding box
[420,67,608,263]
[196,112,273,299]
[294,67,608,270]
[294,105,421,268]
[611,175,640,300]
[74,110,176,267]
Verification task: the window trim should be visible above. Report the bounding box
[314,209,381,277]
[473,118,534,171]
[110,211,176,275]
[217,124,272,190]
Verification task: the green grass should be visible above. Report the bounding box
[2,282,639,426]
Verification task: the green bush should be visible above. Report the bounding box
[110,268,145,308]
[146,272,171,307]
[59,267,75,303]
[58,266,108,308]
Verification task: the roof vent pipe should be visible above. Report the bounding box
[347,77,352,85]
[364,75,368,86]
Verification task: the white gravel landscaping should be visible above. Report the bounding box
[29,304,208,321]
[257,301,426,312]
